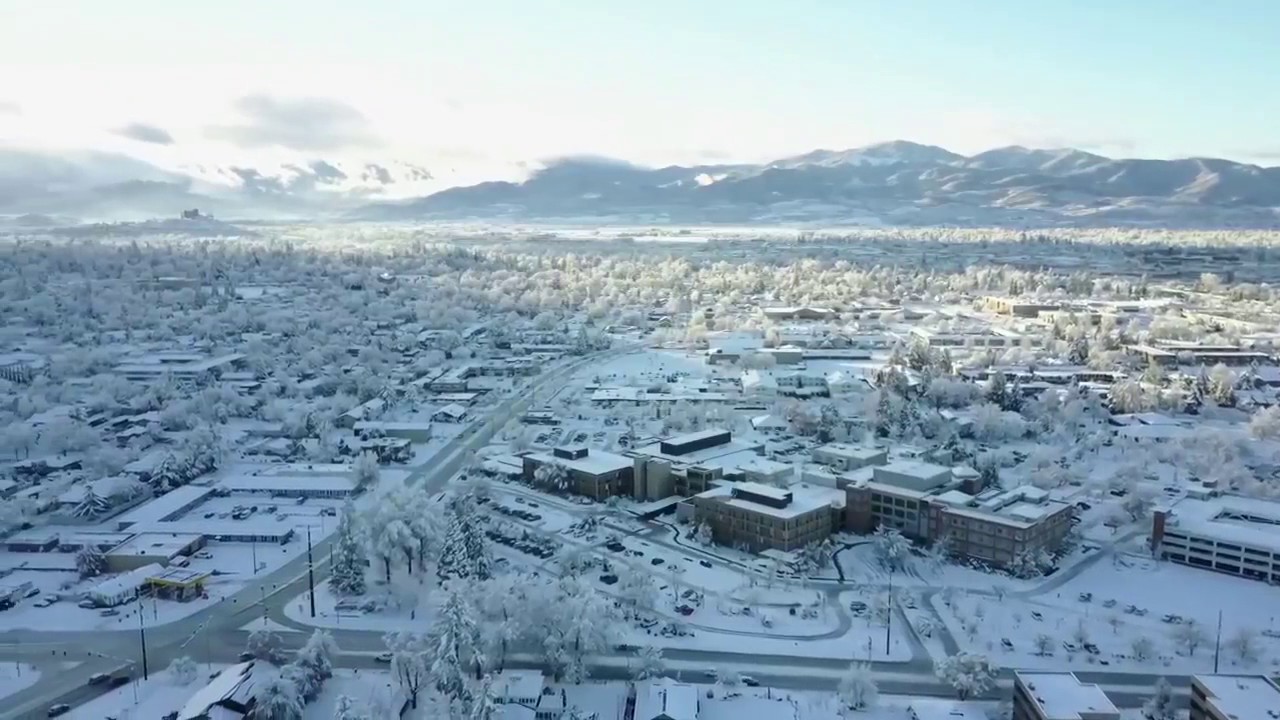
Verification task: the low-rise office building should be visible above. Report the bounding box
[522,446,635,501]
[1012,672,1119,720]
[1150,495,1280,584]
[810,443,888,472]
[846,463,1075,568]
[685,481,843,552]
[1189,674,1280,720]
[105,532,205,571]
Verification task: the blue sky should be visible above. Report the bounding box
[1,0,1277,171]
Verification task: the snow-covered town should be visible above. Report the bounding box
[0,225,1279,720]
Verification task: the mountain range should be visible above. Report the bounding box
[360,142,1280,227]
[2,141,1278,228]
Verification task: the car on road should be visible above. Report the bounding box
[848,601,868,614]
[1000,638,1014,650]
[111,674,131,687]
[47,704,71,717]
[375,651,393,663]
[650,558,665,566]
[699,560,713,568]
[322,507,337,516]
[89,672,112,685]
[1030,611,1044,621]
[23,586,40,598]
[194,551,213,560]
[100,608,119,617]
[1077,592,1092,602]
[741,676,760,687]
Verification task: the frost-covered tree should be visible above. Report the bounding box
[1248,405,1280,440]
[329,503,367,596]
[871,525,910,571]
[631,645,665,681]
[332,695,370,720]
[438,492,492,582]
[1032,634,1054,657]
[72,486,111,518]
[168,656,199,685]
[352,451,380,492]
[427,584,484,703]
[76,545,106,579]
[934,652,997,700]
[1130,635,1155,661]
[251,676,304,720]
[1142,678,1177,720]
[1226,627,1260,665]
[617,564,658,618]
[541,576,619,683]
[295,630,338,687]
[1172,620,1207,656]
[693,521,714,546]
[533,462,571,494]
[837,662,878,710]
[467,674,500,720]
[246,629,287,665]
[385,632,428,710]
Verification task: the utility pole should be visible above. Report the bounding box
[252,539,258,576]
[307,524,317,618]
[138,610,149,681]
[885,567,894,655]
[1213,609,1224,673]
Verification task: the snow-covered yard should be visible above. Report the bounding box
[934,553,1280,674]
[66,667,214,720]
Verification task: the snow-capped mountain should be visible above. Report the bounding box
[359,141,1280,228]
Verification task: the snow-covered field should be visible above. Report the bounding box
[935,552,1280,674]
[0,663,40,701]
[65,667,216,720]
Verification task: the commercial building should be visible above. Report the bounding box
[113,353,246,385]
[218,475,356,499]
[1150,495,1280,584]
[983,297,1062,318]
[685,481,844,552]
[352,421,433,442]
[811,444,888,473]
[114,485,216,531]
[1012,672,1119,720]
[522,446,635,500]
[1189,675,1280,720]
[627,429,766,501]
[146,567,212,601]
[846,463,1075,568]
[83,563,165,607]
[105,532,205,571]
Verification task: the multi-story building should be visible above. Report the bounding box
[685,481,843,552]
[522,446,635,501]
[810,443,888,473]
[1189,675,1280,720]
[1012,672,1119,720]
[627,429,765,501]
[1150,495,1280,584]
[846,462,1075,568]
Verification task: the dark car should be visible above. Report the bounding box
[47,705,71,718]
[111,674,131,687]
[89,672,112,685]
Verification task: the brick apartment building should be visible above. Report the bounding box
[684,481,843,552]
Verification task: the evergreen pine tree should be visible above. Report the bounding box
[76,545,106,578]
[330,503,367,596]
[438,493,491,582]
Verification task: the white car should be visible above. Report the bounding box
[375,652,393,663]
[34,596,57,608]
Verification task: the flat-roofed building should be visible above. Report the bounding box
[811,443,888,473]
[1013,672,1120,720]
[1189,675,1280,720]
[688,481,844,552]
[1151,495,1280,584]
[105,532,205,571]
[522,446,635,500]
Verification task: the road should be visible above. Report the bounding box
[0,345,1180,716]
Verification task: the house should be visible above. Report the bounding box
[177,660,277,720]
[493,670,545,706]
[432,403,469,423]
[634,679,699,720]
[749,414,788,433]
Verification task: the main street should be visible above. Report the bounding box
[0,345,1178,717]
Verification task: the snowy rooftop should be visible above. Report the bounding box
[86,563,165,599]
[527,448,633,476]
[700,695,797,720]
[1193,675,1280,720]
[634,679,698,720]
[1164,494,1280,554]
[906,698,990,720]
[218,474,356,494]
[491,669,544,701]
[106,532,202,558]
[736,456,793,477]
[1016,672,1120,720]
[698,481,843,518]
[115,485,215,529]
[814,443,886,461]
[875,460,952,483]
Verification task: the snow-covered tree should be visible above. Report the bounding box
[837,662,878,710]
[934,652,997,700]
[329,503,367,596]
[296,630,338,687]
[1172,620,1207,656]
[693,521,714,546]
[1142,678,1178,720]
[385,632,428,710]
[1248,405,1280,440]
[1032,634,1053,657]
[251,676,304,720]
[617,564,658,618]
[467,674,500,720]
[631,645,665,681]
[76,545,106,579]
[1130,635,1155,661]
[533,462,572,494]
[871,525,910,571]
[168,656,199,685]
[438,492,492,582]
[427,584,485,704]
[541,576,619,683]
[72,486,111,518]
[332,695,370,720]
[352,451,380,492]
[246,629,287,665]
[1226,627,1260,665]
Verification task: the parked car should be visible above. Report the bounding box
[23,586,40,599]
[194,551,213,560]
[47,704,71,717]
[741,676,760,687]
[375,651,393,663]
[34,596,56,608]
[111,674,131,687]
[1000,638,1014,650]
[238,651,255,662]
[100,608,119,617]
